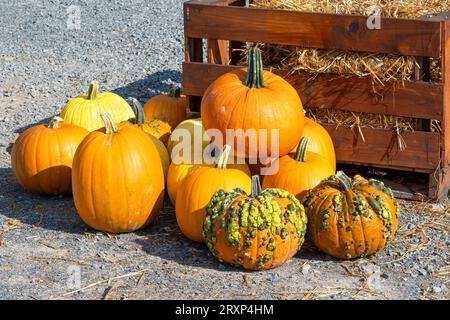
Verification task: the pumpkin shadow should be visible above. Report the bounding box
[13,116,53,135]
[112,69,182,104]
[0,167,89,235]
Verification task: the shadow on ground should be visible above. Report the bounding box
[0,167,88,235]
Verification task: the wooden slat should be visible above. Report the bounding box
[322,124,440,172]
[183,62,444,120]
[207,39,229,64]
[184,2,442,57]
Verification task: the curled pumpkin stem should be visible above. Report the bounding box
[216,144,232,169]
[130,98,146,125]
[100,112,118,134]
[335,171,353,191]
[87,80,99,100]
[48,116,64,129]
[295,137,309,162]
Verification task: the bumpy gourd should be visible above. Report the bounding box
[302,171,400,259]
[60,81,134,132]
[203,176,308,270]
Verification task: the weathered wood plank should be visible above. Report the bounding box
[184,2,442,57]
[183,62,444,120]
[321,124,440,172]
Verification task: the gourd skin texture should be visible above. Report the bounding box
[11,118,88,195]
[291,118,336,171]
[144,88,186,128]
[175,162,252,243]
[72,118,164,233]
[61,82,134,132]
[203,186,308,270]
[201,49,304,159]
[263,137,334,200]
[302,172,400,259]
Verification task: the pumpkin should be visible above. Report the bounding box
[60,81,134,132]
[168,147,251,205]
[128,99,170,176]
[203,175,308,270]
[201,47,304,159]
[263,137,334,200]
[302,171,400,259]
[167,118,210,159]
[291,118,336,171]
[145,119,171,146]
[72,113,164,233]
[11,117,88,195]
[144,87,186,128]
[175,145,252,242]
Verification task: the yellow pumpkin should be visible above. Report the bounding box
[60,81,134,132]
[167,118,210,159]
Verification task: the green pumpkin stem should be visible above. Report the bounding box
[87,81,99,100]
[168,87,181,98]
[216,145,232,169]
[48,116,64,129]
[130,98,146,125]
[251,175,262,198]
[335,171,353,191]
[100,112,118,134]
[294,137,309,162]
[244,47,265,89]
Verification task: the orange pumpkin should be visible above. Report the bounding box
[291,118,336,171]
[263,137,334,200]
[203,175,308,270]
[145,119,171,146]
[144,87,186,128]
[11,117,88,195]
[175,145,252,242]
[72,113,164,233]
[128,99,170,176]
[201,47,304,159]
[302,171,400,259]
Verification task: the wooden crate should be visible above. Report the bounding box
[183,0,450,200]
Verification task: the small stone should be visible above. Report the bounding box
[301,264,311,275]
[432,286,442,294]
[269,273,280,283]
[418,268,427,276]
[380,273,389,279]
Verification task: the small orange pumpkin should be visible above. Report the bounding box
[291,118,336,171]
[263,137,334,200]
[203,175,308,270]
[201,47,304,159]
[72,113,164,233]
[144,87,186,128]
[11,117,88,195]
[175,145,252,242]
[302,171,400,259]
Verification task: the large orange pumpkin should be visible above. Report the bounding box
[263,137,334,200]
[291,118,336,171]
[302,171,400,259]
[11,117,88,195]
[175,145,252,242]
[144,87,186,128]
[72,113,164,233]
[201,47,304,159]
[203,175,308,270]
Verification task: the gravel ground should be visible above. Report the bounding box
[0,0,449,300]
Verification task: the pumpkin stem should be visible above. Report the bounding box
[244,47,265,89]
[130,98,146,125]
[87,81,99,100]
[100,112,118,134]
[294,137,309,162]
[168,87,181,98]
[216,144,232,169]
[335,171,353,191]
[251,175,262,198]
[47,116,64,129]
